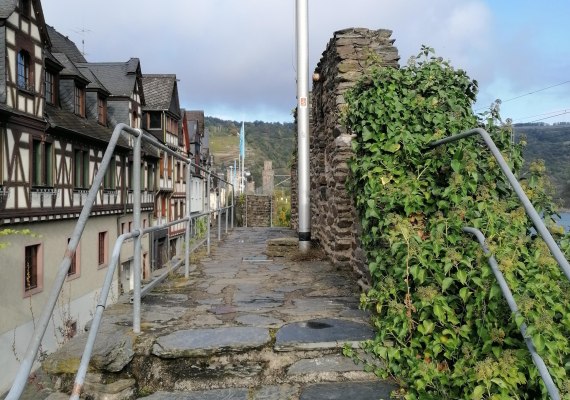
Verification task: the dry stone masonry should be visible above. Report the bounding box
[245,195,272,227]
[293,28,399,286]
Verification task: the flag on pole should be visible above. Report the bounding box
[239,122,245,160]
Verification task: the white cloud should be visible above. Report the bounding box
[40,0,569,123]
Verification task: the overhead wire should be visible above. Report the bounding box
[475,79,570,112]
[530,110,570,123]
[513,108,570,122]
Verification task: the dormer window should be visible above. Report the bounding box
[148,113,161,129]
[74,85,85,117]
[98,95,107,125]
[17,50,33,92]
[19,0,31,18]
[45,70,56,104]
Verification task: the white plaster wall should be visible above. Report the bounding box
[0,282,119,395]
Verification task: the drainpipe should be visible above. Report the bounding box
[296,0,311,252]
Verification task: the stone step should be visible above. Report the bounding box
[41,318,378,395]
[137,381,398,399]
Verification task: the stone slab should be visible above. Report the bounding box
[45,394,69,400]
[275,318,374,351]
[300,381,397,400]
[139,388,249,399]
[252,384,299,399]
[288,355,364,375]
[152,327,270,358]
[42,323,134,374]
[236,314,283,327]
[83,378,136,400]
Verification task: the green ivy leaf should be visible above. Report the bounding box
[441,277,454,292]
[451,159,462,173]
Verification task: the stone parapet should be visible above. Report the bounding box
[292,28,399,286]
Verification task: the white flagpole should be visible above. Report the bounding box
[296,0,311,252]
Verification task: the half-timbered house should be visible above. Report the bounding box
[0,7,158,391]
[141,74,186,266]
[0,0,126,391]
[182,109,207,214]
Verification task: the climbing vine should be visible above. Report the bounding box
[344,47,570,398]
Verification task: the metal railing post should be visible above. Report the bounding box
[132,132,142,334]
[463,227,560,400]
[217,190,222,240]
[185,161,192,278]
[71,233,130,399]
[231,185,235,229]
[428,128,570,282]
[207,171,211,254]
[225,195,229,234]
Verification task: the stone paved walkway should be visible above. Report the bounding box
[37,228,397,400]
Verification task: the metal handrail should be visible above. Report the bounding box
[427,128,570,282]
[7,124,234,400]
[462,227,560,399]
[71,209,226,399]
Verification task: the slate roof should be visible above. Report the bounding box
[141,74,177,111]
[46,25,86,63]
[184,110,205,140]
[77,65,110,94]
[44,48,64,71]
[0,0,16,19]
[81,59,141,99]
[52,53,90,84]
[45,104,130,150]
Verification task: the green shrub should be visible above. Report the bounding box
[345,46,570,399]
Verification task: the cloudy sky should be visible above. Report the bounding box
[41,0,570,124]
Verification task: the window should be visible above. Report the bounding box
[98,231,108,267]
[166,117,175,134]
[147,164,155,191]
[74,85,85,117]
[104,158,116,190]
[45,70,55,104]
[161,196,166,217]
[18,0,30,17]
[17,50,32,92]
[132,111,139,128]
[97,95,107,125]
[149,113,161,129]
[74,149,89,189]
[167,156,172,179]
[66,238,80,278]
[32,139,53,187]
[127,160,133,190]
[24,244,42,296]
[159,155,165,178]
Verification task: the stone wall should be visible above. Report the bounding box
[292,28,399,286]
[261,160,275,195]
[245,195,272,227]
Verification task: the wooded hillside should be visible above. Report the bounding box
[514,123,570,208]
[206,117,295,188]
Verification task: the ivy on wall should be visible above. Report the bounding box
[344,47,570,399]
